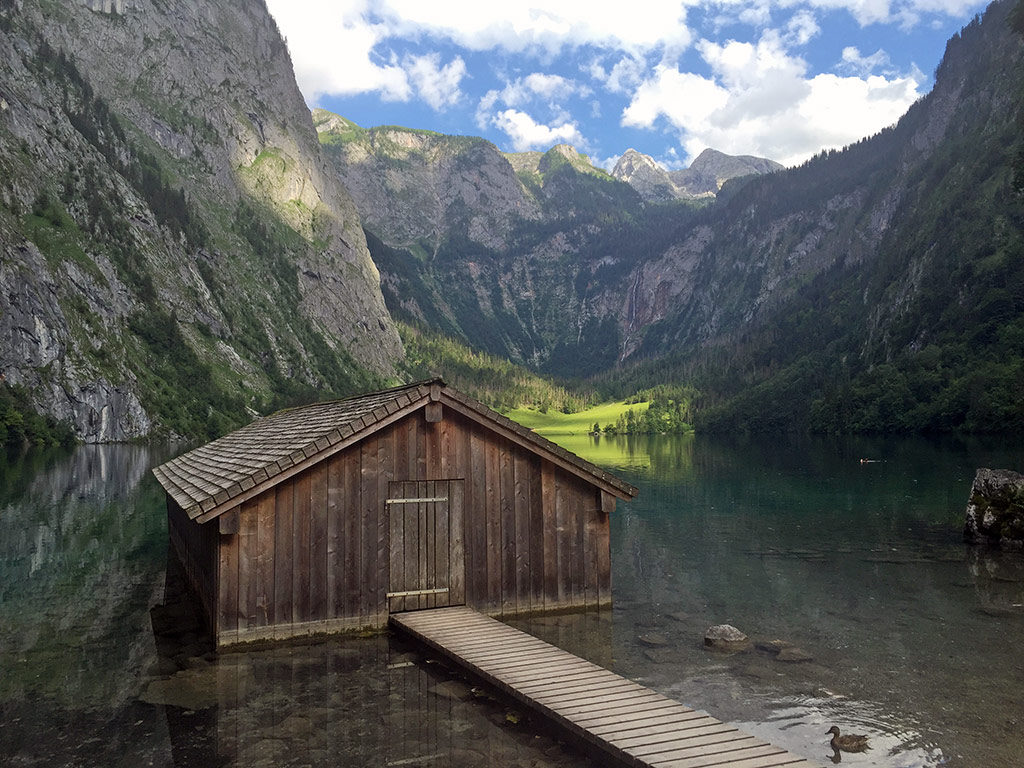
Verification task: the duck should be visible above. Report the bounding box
[826,726,869,752]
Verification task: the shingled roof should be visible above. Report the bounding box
[152,379,637,524]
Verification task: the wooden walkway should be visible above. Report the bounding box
[391,606,819,768]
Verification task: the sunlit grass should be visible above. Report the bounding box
[503,400,649,435]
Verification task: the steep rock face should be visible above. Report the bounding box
[0,0,401,440]
[611,149,680,202]
[316,112,539,254]
[669,149,783,197]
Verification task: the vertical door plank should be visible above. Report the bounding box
[436,481,450,608]
[404,483,419,612]
[449,479,466,606]
[425,480,436,609]
[387,481,401,613]
[418,481,429,611]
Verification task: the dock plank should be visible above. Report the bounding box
[390,607,819,768]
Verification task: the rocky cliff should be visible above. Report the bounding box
[0,0,402,441]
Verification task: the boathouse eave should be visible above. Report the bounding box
[152,378,638,526]
[187,392,433,524]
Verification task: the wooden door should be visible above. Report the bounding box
[386,480,465,612]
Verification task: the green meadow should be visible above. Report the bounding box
[503,401,649,436]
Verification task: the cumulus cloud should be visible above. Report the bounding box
[405,53,467,110]
[266,1,410,103]
[840,45,893,75]
[622,27,923,166]
[476,72,592,149]
[491,109,584,151]
[379,0,693,53]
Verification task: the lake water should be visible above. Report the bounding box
[1,434,1022,767]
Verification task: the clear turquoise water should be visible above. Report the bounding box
[1,435,1021,767]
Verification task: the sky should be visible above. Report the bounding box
[264,0,989,170]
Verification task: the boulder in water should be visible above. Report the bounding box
[704,624,751,652]
[964,468,1024,547]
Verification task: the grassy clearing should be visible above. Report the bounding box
[503,400,649,435]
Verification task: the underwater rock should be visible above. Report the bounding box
[638,632,670,647]
[776,646,814,663]
[429,680,473,700]
[704,624,751,652]
[964,468,1024,547]
[139,668,220,709]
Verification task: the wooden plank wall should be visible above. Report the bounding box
[213,408,613,645]
[166,498,218,630]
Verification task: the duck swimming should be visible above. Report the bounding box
[826,726,869,752]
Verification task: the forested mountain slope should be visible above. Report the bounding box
[652,0,1024,432]
[0,0,402,443]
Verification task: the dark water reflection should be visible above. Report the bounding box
[1,436,1022,767]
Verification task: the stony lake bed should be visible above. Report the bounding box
[1,434,1022,767]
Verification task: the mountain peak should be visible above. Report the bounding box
[611,147,781,201]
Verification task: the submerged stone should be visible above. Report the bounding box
[429,680,473,701]
[964,468,1024,547]
[704,624,751,652]
[638,632,669,647]
[776,646,814,663]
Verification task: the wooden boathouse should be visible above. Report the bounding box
[152,379,637,646]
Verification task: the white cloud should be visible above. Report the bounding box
[476,72,592,150]
[265,1,411,103]
[405,53,467,110]
[621,27,923,166]
[785,10,820,44]
[491,109,584,151]
[379,0,693,53]
[590,54,649,94]
[622,66,729,130]
[840,46,892,75]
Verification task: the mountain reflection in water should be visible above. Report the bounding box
[1,435,1022,767]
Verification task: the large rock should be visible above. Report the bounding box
[704,624,752,653]
[964,468,1024,547]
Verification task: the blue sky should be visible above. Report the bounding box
[265,0,989,170]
